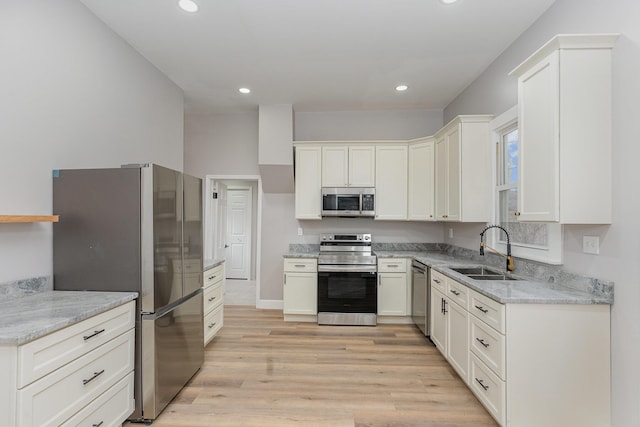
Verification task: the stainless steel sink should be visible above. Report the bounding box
[450,266,520,281]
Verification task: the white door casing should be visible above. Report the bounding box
[225,187,252,280]
[212,182,228,262]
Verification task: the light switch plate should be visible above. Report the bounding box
[297,227,303,236]
[448,228,454,239]
[583,236,599,254]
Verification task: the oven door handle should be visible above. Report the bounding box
[318,266,377,273]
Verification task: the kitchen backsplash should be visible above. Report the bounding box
[0,276,52,300]
[288,242,614,301]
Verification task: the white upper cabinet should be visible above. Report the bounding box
[348,146,376,187]
[510,34,618,224]
[322,145,375,187]
[294,145,322,220]
[375,145,408,220]
[408,138,435,221]
[434,115,492,222]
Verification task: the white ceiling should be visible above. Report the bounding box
[79,0,556,114]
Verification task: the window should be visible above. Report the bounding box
[490,107,562,265]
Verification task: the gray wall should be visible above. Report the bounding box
[184,108,445,302]
[295,109,443,141]
[0,0,184,283]
[443,1,640,425]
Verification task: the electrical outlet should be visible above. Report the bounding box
[448,228,454,239]
[297,227,303,236]
[583,236,600,255]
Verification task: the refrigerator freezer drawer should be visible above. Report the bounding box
[141,291,204,420]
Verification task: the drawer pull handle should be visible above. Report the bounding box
[208,296,217,302]
[476,337,490,348]
[474,305,489,314]
[208,275,216,280]
[93,422,104,427]
[208,322,217,329]
[387,264,399,267]
[450,289,460,296]
[83,369,105,385]
[475,378,489,391]
[83,329,106,341]
[433,279,441,284]
[294,264,306,268]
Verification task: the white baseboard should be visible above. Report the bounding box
[377,316,414,325]
[256,299,283,310]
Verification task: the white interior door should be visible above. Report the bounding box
[213,182,228,261]
[226,187,252,279]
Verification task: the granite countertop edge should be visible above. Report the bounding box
[284,249,613,305]
[204,258,225,270]
[0,291,138,345]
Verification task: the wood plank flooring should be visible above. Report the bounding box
[147,306,498,427]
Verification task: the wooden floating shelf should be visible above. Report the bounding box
[0,215,60,223]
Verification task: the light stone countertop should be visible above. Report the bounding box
[0,291,138,345]
[204,258,225,271]
[284,249,613,305]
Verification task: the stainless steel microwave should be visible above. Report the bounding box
[321,187,375,217]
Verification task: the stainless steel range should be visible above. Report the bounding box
[317,233,377,326]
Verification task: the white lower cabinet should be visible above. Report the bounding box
[431,273,611,426]
[377,258,412,322]
[283,258,318,320]
[203,262,225,345]
[0,301,136,427]
[429,271,469,382]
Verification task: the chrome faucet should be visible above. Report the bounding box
[480,224,515,272]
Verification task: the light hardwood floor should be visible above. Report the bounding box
[148,306,498,427]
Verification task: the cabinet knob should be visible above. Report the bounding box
[514,211,521,217]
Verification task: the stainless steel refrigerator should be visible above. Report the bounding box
[52,163,204,422]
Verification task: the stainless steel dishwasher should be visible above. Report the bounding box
[411,260,429,336]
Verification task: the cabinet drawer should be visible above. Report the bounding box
[470,353,505,426]
[61,371,134,427]
[447,279,470,309]
[378,258,407,273]
[204,305,224,345]
[470,315,506,380]
[283,258,317,273]
[17,329,135,427]
[431,270,447,294]
[204,283,224,314]
[204,264,224,288]
[469,289,505,334]
[17,301,135,388]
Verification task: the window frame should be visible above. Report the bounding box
[489,106,563,265]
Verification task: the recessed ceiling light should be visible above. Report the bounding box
[396,85,409,92]
[239,88,251,94]
[441,0,458,4]
[178,0,198,13]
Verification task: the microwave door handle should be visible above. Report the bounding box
[359,193,363,214]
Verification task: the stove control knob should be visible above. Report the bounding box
[358,236,362,240]
[364,235,370,241]
[322,236,326,240]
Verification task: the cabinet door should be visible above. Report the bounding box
[295,146,322,219]
[445,127,461,221]
[434,137,448,220]
[377,273,407,316]
[408,141,435,221]
[283,272,317,315]
[430,288,447,355]
[447,299,469,383]
[517,50,560,222]
[375,145,408,220]
[322,146,348,187]
[349,146,375,187]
